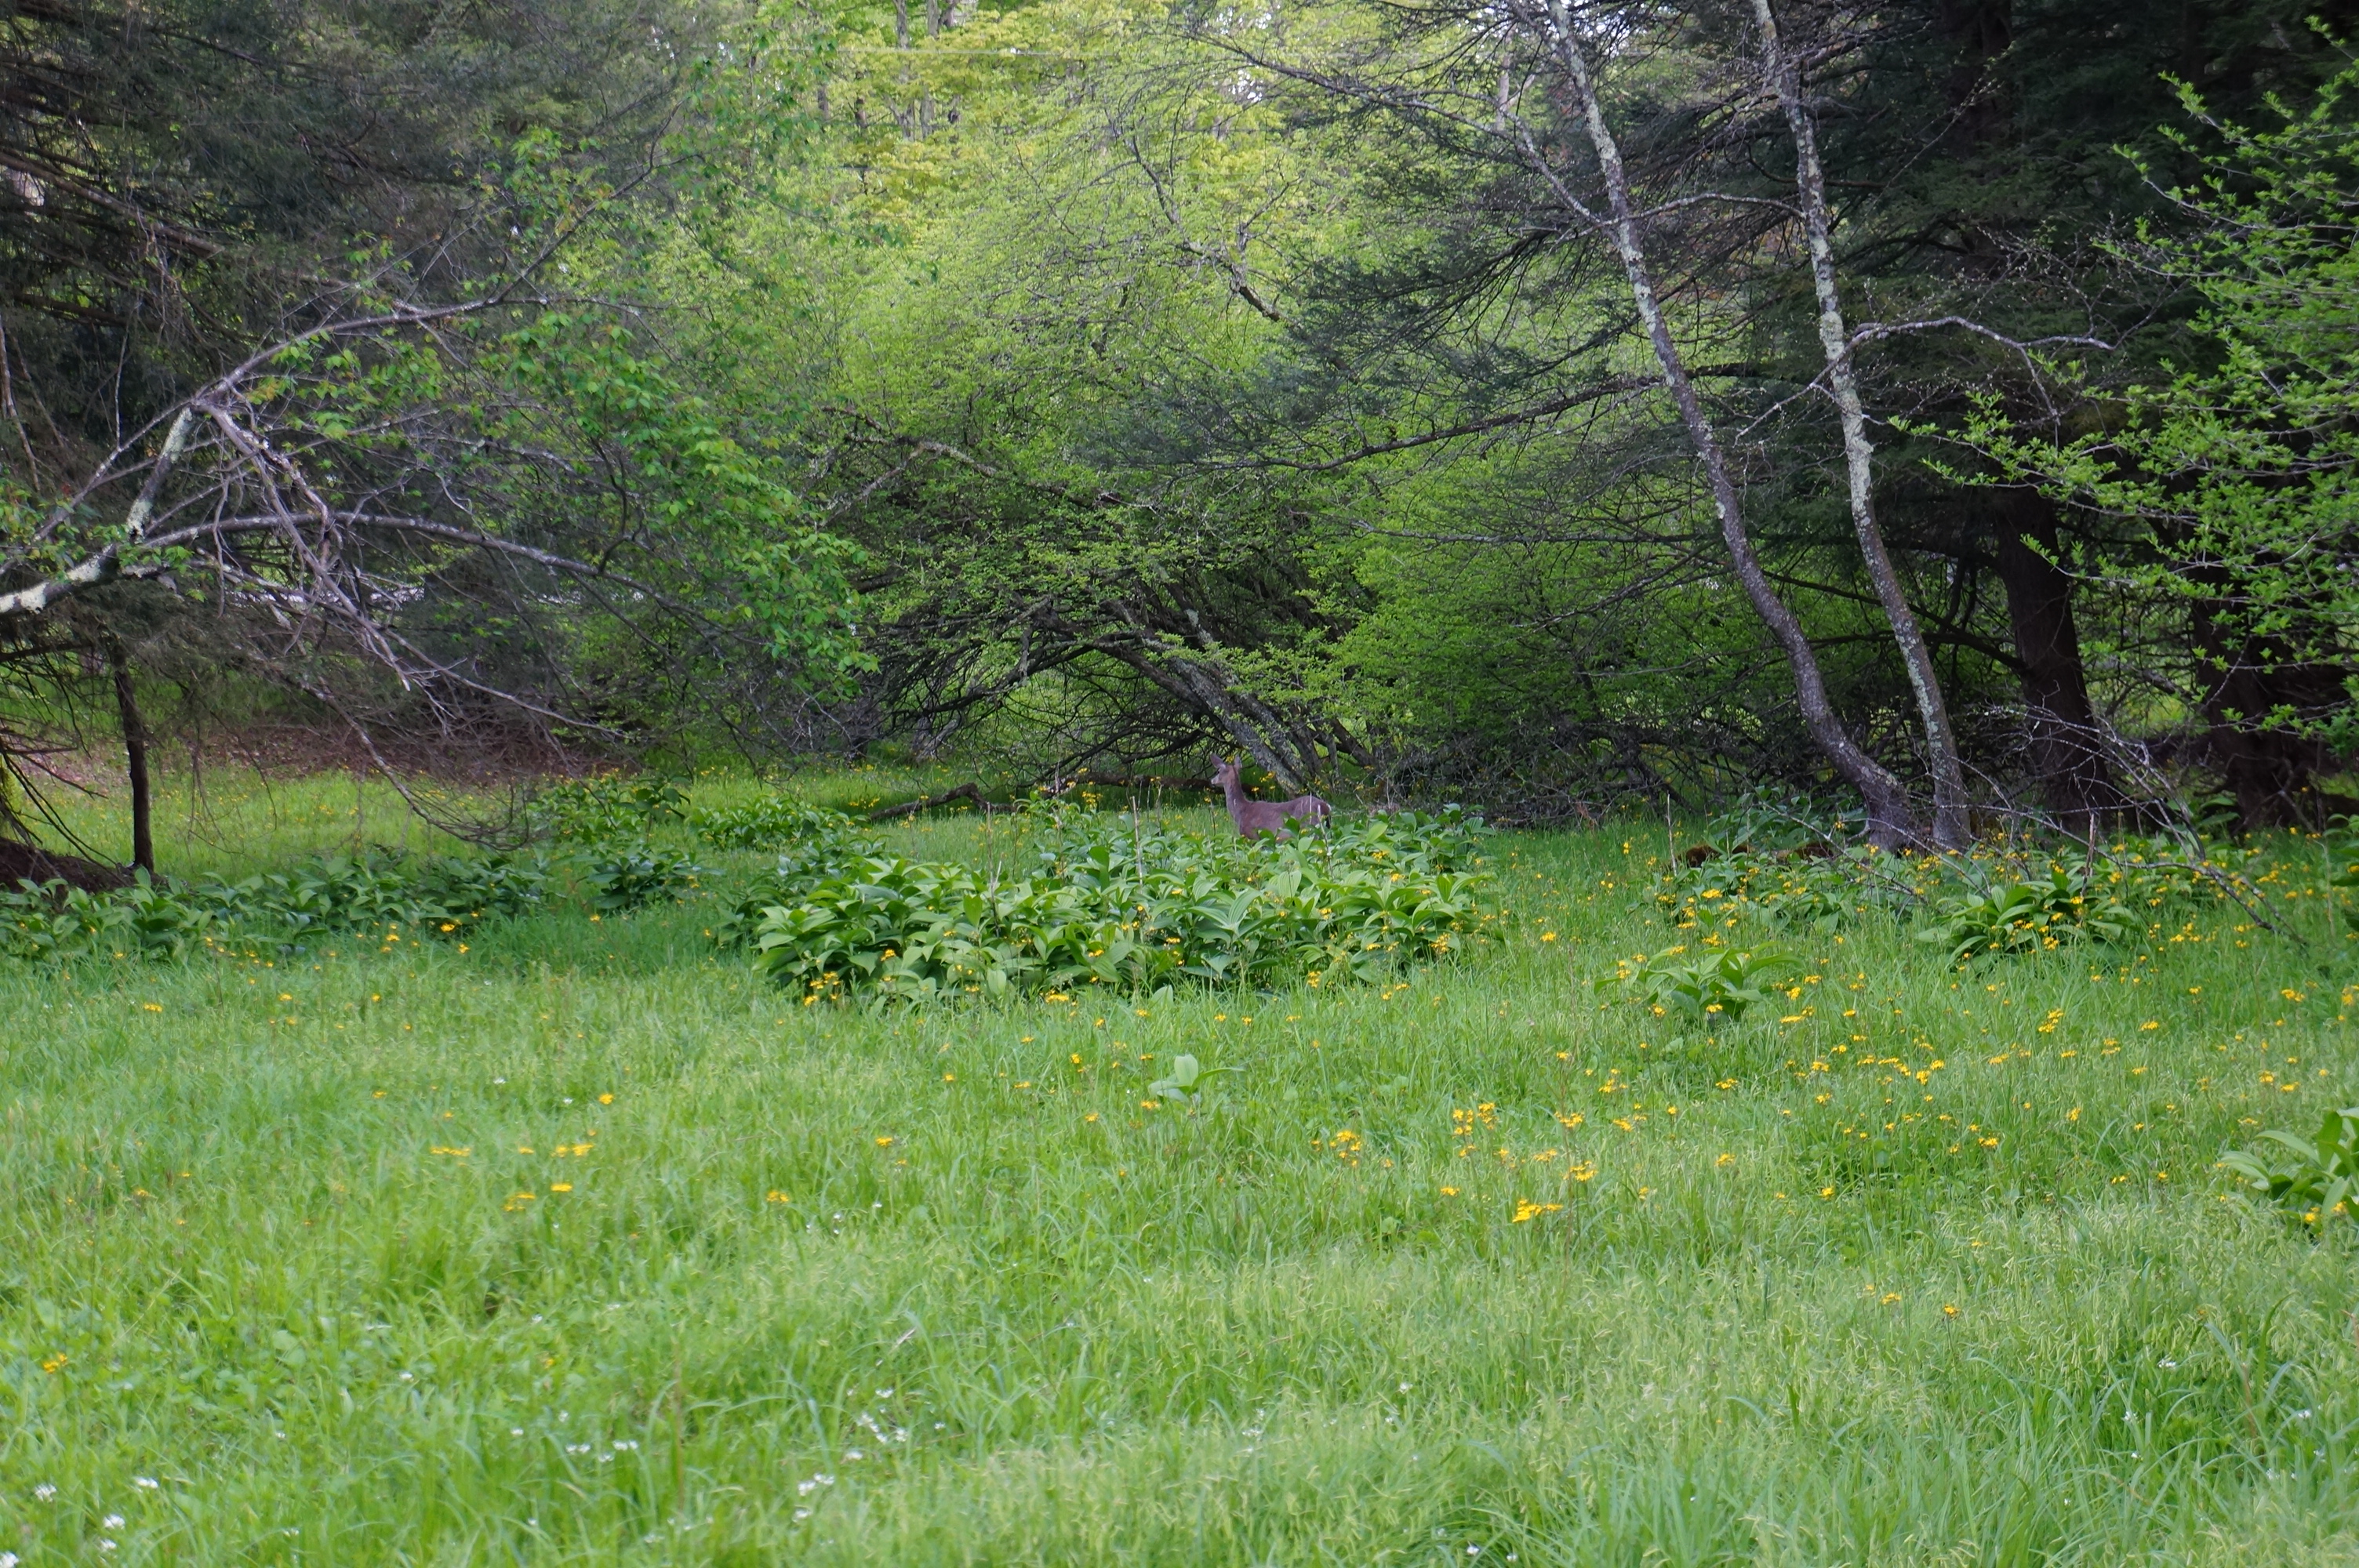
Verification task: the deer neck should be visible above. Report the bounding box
[1219,774,1251,818]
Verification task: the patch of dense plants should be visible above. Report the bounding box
[1913,841,2239,967]
[0,780,902,964]
[739,808,1503,1002]
[522,775,710,911]
[0,777,765,960]
[711,806,885,946]
[1661,844,1904,938]
[528,776,689,842]
[1656,791,1917,939]
[0,852,551,960]
[1914,862,2138,966]
[695,795,873,855]
[1655,793,2245,968]
[1596,944,1804,1028]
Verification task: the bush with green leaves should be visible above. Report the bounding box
[1914,862,2137,967]
[194,853,548,938]
[0,874,213,961]
[703,800,885,945]
[1656,793,1904,938]
[580,842,707,913]
[694,796,867,853]
[0,851,550,960]
[2220,1106,2359,1221]
[1595,944,1802,1027]
[746,811,1502,1003]
[195,855,436,937]
[529,776,688,844]
[404,855,552,931]
[1033,804,1489,885]
[1692,787,1860,856]
[2088,837,2229,920]
[714,840,887,949]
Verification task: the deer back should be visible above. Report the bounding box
[1230,793,1329,837]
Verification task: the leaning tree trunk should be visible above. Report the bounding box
[1098,602,1329,792]
[1755,0,1972,848]
[104,635,153,875]
[1538,0,1920,848]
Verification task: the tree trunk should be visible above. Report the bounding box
[1923,0,2125,833]
[1987,492,2121,835]
[1539,0,1920,847]
[105,636,154,875]
[1756,0,1972,848]
[2182,564,2354,829]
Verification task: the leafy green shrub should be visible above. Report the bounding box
[529,776,687,844]
[0,850,549,960]
[714,845,884,949]
[751,858,1127,1001]
[1596,945,1801,1025]
[1914,863,2136,967]
[1320,805,1490,874]
[1694,787,1858,855]
[703,802,884,945]
[0,874,210,960]
[194,852,547,938]
[406,855,550,931]
[694,797,864,853]
[747,812,1502,1003]
[196,855,434,936]
[2091,838,2226,919]
[580,841,705,913]
[1034,805,1488,885]
[2220,1107,2359,1221]
[1657,794,1899,937]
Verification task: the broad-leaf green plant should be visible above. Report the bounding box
[2220,1106,2359,1221]
[746,811,1504,1003]
[1915,863,2136,967]
[530,777,689,844]
[580,842,706,913]
[1597,945,1803,1026]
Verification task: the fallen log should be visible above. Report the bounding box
[867,782,992,822]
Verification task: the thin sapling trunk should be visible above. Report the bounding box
[106,636,154,875]
[1539,0,1920,847]
[1754,0,1972,848]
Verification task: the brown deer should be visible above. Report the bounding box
[1211,756,1330,838]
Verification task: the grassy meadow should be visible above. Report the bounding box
[4,764,2359,1564]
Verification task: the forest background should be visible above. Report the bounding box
[5,0,2359,847]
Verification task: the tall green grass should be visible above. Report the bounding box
[2,768,2357,1563]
